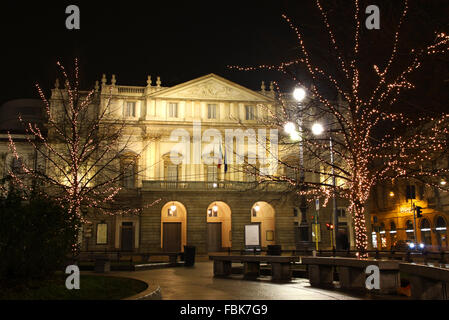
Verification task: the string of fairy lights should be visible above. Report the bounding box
[229,0,449,257]
[8,59,165,252]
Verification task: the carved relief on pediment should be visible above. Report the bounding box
[166,80,259,101]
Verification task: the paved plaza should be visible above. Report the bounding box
[97,260,375,300]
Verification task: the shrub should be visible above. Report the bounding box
[0,190,79,281]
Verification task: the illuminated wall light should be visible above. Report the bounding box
[213,183,218,188]
[389,230,397,234]
[213,205,218,212]
[436,227,447,231]
[254,204,260,212]
[379,231,386,234]
[389,191,395,197]
[406,229,414,233]
[420,228,431,232]
[441,180,447,186]
[170,204,177,212]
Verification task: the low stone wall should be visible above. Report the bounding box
[400,263,449,300]
[301,257,400,295]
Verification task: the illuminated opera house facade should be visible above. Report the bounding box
[67,73,346,254]
[1,73,358,254]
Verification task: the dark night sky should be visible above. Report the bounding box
[0,0,448,112]
[0,0,292,103]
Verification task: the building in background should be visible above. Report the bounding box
[0,99,45,190]
[368,178,449,251]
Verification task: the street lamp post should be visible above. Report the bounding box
[285,87,310,246]
[312,122,339,251]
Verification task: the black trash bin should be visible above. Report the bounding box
[184,245,196,267]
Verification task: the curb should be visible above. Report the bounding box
[134,286,162,300]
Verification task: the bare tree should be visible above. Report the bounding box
[8,60,160,249]
[231,0,449,256]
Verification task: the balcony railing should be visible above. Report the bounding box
[141,180,287,192]
[117,86,145,95]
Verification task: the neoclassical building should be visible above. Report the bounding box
[2,74,352,254]
[79,73,304,254]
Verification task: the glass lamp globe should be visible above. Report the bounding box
[293,87,306,102]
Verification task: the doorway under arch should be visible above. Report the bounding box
[206,201,232,252]
[251,202,275,248]
[161,201,187,252]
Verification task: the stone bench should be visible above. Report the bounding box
[140,252,179,265]
[301,257,400,294]
[399,263,449,299]
[209,255,299,281]
[92,252,179,272]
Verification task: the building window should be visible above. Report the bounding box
[420,218,432,246]
[405,220,415,242]
[337,208,346,217]
[166,164,179,189]
[121,154,137,189]
[124,101,136,117]
[208,104,217,119]
[123,164,135,188]
[435,216,448,248]
[245,105,255,120]
[96,222,108,244]
[168,102,178,118]
[167,165,178,181]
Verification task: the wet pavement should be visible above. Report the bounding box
[95,260,379,300]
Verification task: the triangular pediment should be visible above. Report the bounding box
[148,74,274,102]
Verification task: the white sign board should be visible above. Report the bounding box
[245,224,260,247]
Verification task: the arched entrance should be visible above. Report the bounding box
[206,201,231,252]
[251,202,275,248]
[161,201,187,252]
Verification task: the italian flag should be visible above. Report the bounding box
[217,142,228,173]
